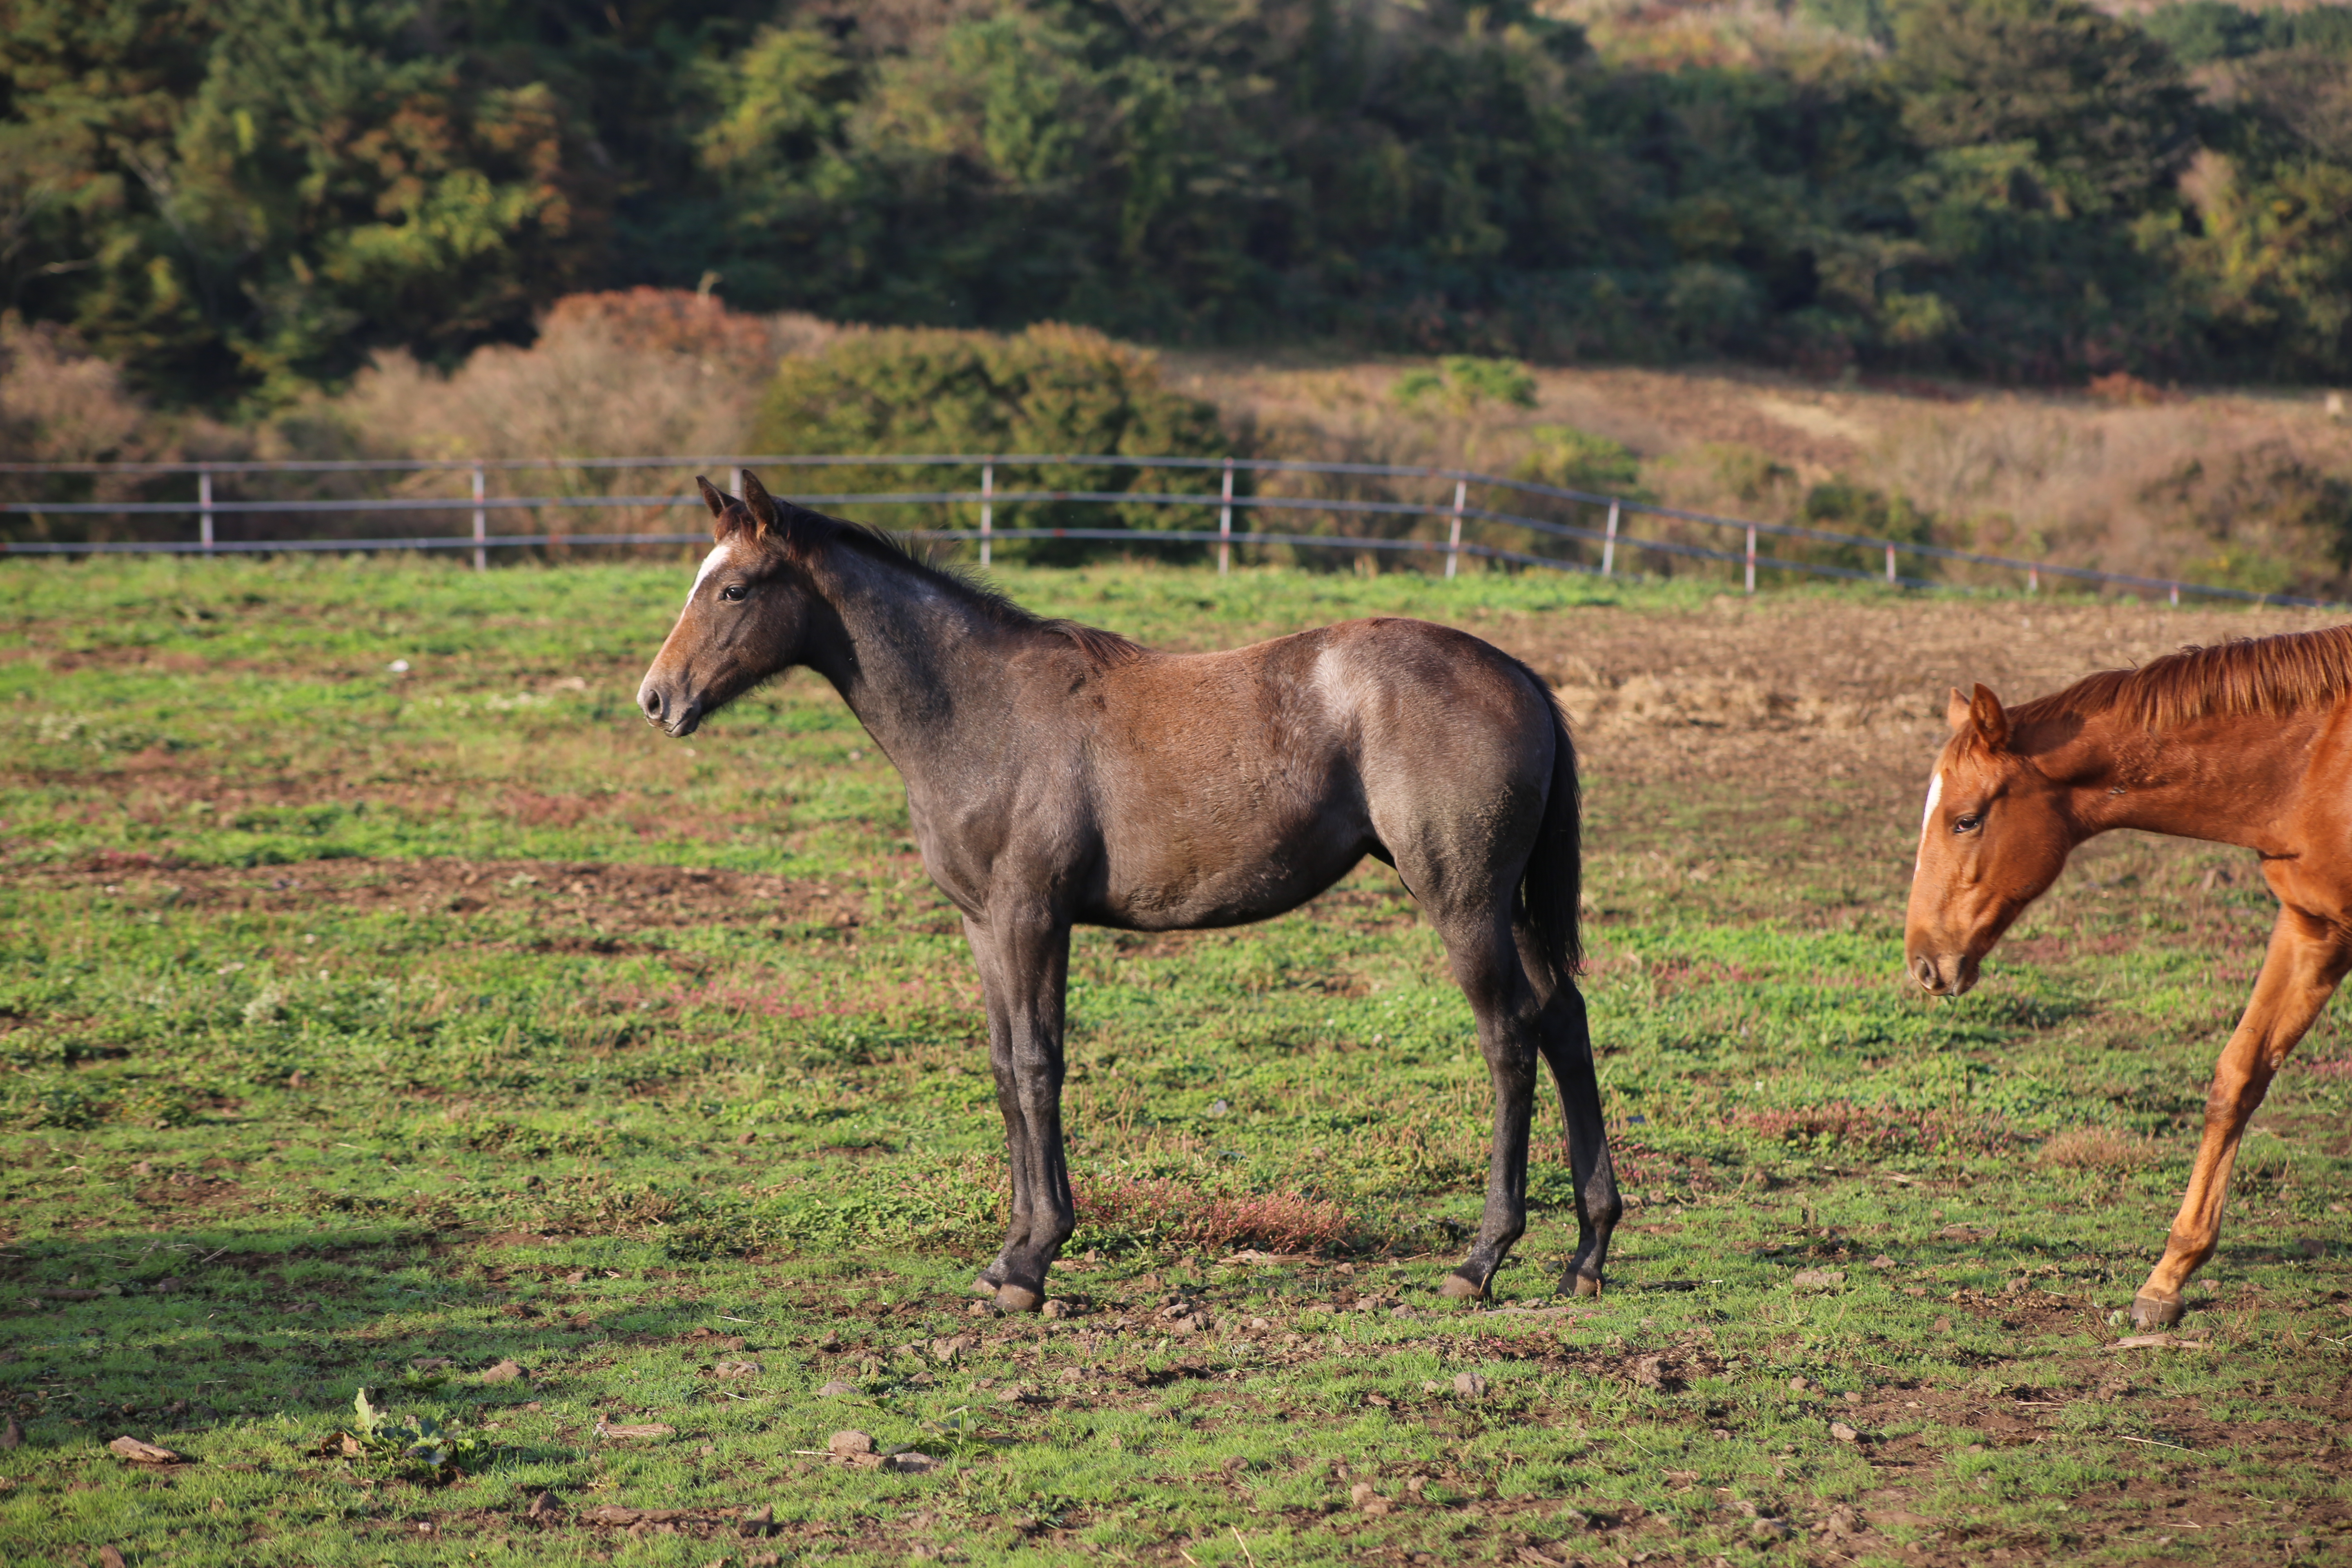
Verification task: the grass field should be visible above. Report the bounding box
[0,555,2348,1568]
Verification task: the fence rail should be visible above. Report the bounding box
[0,452,2334,610]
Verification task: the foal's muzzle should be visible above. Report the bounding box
[637,677,701,738]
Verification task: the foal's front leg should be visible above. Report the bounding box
[962,909,1077,1313]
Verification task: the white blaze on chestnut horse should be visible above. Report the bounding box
[1906,628,2352,1329]
[636,472,1622,1313]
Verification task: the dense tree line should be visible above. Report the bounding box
[4,0,2350,409]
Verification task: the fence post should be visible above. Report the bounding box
[1446,478,1466,581]
[471,464,487,572]
[1217,458,1234,577]
[979,460,994,568]
[730,466,744,500]
[198,463,214,552]
[1601,499,1619,576]
[1884,543,1896,584]
[2027,565,2038,595]
[1745,524,1757,594]
[2169,583,2180,607]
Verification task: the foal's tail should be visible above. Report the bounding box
[1517,675,1583,988]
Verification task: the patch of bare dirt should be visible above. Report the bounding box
[26,858,869,935]
[1469,595,2348,800]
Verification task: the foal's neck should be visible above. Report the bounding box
[2038,705,2330,855]
[797,541,1021,763]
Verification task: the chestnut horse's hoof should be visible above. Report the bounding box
[1439,1270,1487,1301]
[2129,1290,2184,1329]
[994,1283,1044,1314]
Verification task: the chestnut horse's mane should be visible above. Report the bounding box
[2018,624,2352,731]
[772,497,1145,669]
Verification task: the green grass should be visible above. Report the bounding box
[1,555,2348,1566]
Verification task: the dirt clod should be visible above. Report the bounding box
[480,1359,528,1383]
[829,1429,875,1457]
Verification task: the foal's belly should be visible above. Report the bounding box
[1089,797,1376,931]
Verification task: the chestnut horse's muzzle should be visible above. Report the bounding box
[1907,949,1979,997]
[637,676,701,738]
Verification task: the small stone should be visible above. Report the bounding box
[1826,1504,1859,1537]
[1870,1255,1895,1269]
[1059,1366,1082,1382]
[829,1429,875,1457]
[1632,1356,1668,1391]
[993,1386,1027,1405]
[1041,1299,1070,1320]
[1792,1270,1846,1293]
[525,1490,563,1518]
[713,1360,762,1379]
[1452,1372,1488,1399]
[1350,1481,1390,1517]
[1249,1316,1271,1330]
[817,1380,858,1397]
[481,1359,528,1384]
[152,1276,184,1293]
[887,1451,939,1474]
[1751,1517,1793,1540]
[1830,1421,1860,1443]
[564,1271,587,1284]
[98,1547,126,1568]
[1788,1376,1813,1392]
[106,1436,182,1464]
[736,1130,758,1145]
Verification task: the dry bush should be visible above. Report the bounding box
[2039,1126,2160,1172]
[294,290,840,500]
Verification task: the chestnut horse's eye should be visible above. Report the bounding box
[1953,814,1982,833]
[719,584,748,603]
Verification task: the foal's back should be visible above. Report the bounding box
[1076,617,1559,930]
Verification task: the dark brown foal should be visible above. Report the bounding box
[636,472,1621,1311]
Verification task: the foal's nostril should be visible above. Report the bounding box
[1912,955,1940,991]
[641,688,665,724]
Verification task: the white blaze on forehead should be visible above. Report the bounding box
[686,541,733,608]
[1914,770,1944,877]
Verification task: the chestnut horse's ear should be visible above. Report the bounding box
[1946,686,1972,733]
[739,468,781,532]
[1967,682,2010,752]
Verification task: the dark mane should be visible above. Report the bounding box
[781,500,1145,669]
[2014,624,2352,731]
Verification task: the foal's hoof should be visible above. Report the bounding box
[1438,1270,1488,1302]
[2129,1290,2184,1330]
[994,1283,1044,1314]
[1570,1272,1603,1299]
[968,1274,1002,1298]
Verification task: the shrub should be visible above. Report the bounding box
[1512,425,1646,498]
[751,322,1233,559]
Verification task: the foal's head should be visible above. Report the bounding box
[1903,683,2075,997]
[637,471,811,737]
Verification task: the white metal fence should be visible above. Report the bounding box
[0,452,2332,609]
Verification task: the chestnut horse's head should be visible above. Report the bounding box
[637,470,811,737]
[1903,682,2076,997]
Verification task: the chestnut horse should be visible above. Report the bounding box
[1907,626,2352,1327]
[636,473,1621,1312]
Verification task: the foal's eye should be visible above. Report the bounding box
[719,584,748,603]
[1952,814,1982,834]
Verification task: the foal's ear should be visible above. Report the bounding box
[738,468,781,532]
[1952,682,2010,752]
[697,475,731,522]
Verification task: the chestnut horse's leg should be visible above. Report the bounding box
[1436,907,1549,1300]
[1531,976,1621,1297]
[962,908,1076,1313]
[2132,905,2349,1328]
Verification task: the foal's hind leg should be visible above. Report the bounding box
[1430,907,1549,1301]
[1519,933,1621,1296]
